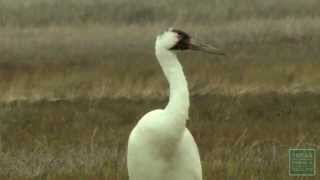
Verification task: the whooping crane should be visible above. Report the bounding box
[127,28,225,180]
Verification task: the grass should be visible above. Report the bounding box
[0,95,319,179]
[0,0,320,27]
[0,19,320,102]
[0,0,320,179]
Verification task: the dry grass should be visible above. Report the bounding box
[0,18,320,102]
[0,95,319,179]
[0,0,320,179]
[0,0,320,26]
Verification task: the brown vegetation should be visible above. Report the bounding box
[0,18,320,102]
[0,0,320,179]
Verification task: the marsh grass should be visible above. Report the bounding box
[0,19,320,102]
[1,0,320,179]
[0,21,320,179]
[0,95,319,179]
[0,0,320,27]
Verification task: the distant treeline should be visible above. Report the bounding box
[0,0,319,27]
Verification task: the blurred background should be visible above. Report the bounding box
[0,0,319,179]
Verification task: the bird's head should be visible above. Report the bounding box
[156,28,225,55]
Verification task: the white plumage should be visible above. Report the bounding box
[127,28,224,180]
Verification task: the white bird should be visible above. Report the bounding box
[127,28,225,180]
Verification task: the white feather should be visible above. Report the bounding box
[127,30,202,180]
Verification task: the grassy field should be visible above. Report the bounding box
[0,0,320,179]
[0,0,320,27]
[1,95,320,179]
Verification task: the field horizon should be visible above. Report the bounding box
[0,18,320,103]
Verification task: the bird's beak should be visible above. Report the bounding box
[189,39,226,56]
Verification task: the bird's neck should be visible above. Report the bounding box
[155,46,190,123]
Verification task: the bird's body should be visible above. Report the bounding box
[127,109,202,180]
[127,29,224,180]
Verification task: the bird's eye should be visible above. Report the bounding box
[176,34,182,40]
